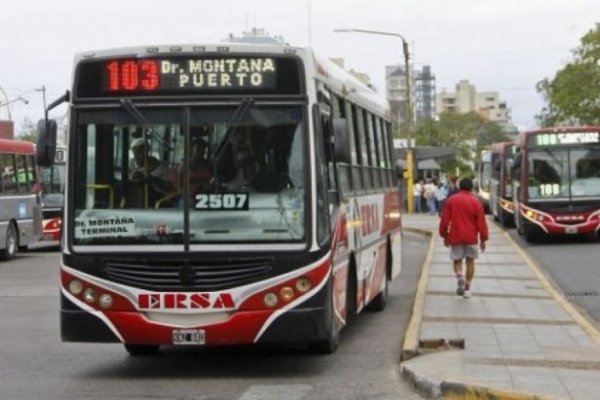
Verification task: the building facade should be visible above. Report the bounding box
[386,64,436,130]
[436,80,513,131]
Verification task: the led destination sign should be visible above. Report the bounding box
[531,131,600,147]
[75,56,301,97]
[106,58,277,91]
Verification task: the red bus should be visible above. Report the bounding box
[36,43,402,355]
[489,141,516,227]
[39,145,66,242]
[512,126,600,242]
[0,138,43,259]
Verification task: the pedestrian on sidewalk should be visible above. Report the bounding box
[413,179,424,213]
[438,177,488,298]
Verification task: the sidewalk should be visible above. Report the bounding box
[400,214,600,400]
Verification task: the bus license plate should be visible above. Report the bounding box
[172,329,206,345]
[565,226,578,234]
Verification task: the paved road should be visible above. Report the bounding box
[0,232,426,400]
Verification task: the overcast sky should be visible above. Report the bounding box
[0,0,597,134]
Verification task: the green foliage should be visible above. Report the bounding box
[411,112,509,176]
[18,117,37,143]
[536,23,600,126]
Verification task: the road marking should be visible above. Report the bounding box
[238,384,312,400]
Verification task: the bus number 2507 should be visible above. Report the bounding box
[195,193,249,210]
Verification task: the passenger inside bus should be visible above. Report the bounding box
[179,136,213,201]
[225,128,292,193]
[125,137,173,208]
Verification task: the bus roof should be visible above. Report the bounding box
[0,138,36,154]
[72,42,390,118]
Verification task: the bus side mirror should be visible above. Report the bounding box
[332,118,351,164]
[36,119,57,167]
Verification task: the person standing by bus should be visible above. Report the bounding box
[438,177,488,299]
[413,179,424,213]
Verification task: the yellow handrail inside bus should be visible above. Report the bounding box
[155,191,180,208]
[86,184,114,209]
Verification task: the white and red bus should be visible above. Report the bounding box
[512,126,600,242]
[39,145,66,242]
[36,43,402,355]
[0,138,43,259]
[489,141,516,227]
[475,149,492,213]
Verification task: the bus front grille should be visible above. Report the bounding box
[103,258,272,291]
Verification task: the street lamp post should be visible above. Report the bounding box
[0,85,29,121]
[333,28,415,212]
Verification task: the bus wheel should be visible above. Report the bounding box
[308,311,340,355]
[525,229,537,243]
[367,276,388,312]
[0,223,18,261]
[124,344,160,356]
[500,210,511,228]
[308,328,339,355]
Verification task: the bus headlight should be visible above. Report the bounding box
[280,286,295,302]
[295,277,312,293]
[99,294,113,309]
[83,288,97,304]
[264,293,278,307]
[68,279,83,295]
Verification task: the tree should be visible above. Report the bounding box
[412,112,509,176]
[18,117,37,143]
[536,23,600,126]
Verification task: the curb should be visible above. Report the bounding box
[401,225,435,360]
[440,381,552,400]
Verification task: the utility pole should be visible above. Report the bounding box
[333,28,415,212]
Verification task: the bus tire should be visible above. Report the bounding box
[308,303,340,355]
[124,344,160,356]
[367,275,388,312]
[307,323,340,355]
[0,223,18,261]
[346,260,357,320]
[524,228,537,243]
[500,210,512,228]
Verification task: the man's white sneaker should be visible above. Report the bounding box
[463,289,472,299]
[456,277,465,296]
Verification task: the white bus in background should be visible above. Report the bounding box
[0,138,43,260]
[476,149,492,213]
[39,145,66,242]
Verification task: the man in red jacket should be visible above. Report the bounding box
[439,177,488,298]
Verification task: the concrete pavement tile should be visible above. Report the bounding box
[421,322,459,340]
[508,366,572,399]
[565,326,599,348]
[542,345,600,362]
[485,264,536,278]
[555,369,600,400]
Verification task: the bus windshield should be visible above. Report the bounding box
[72,105,306,246]
[527,146,600,199]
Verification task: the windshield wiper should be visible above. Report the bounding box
[120,98,172,150]
[211,98,254,184]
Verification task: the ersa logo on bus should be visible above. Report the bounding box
[138,292,236,310]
